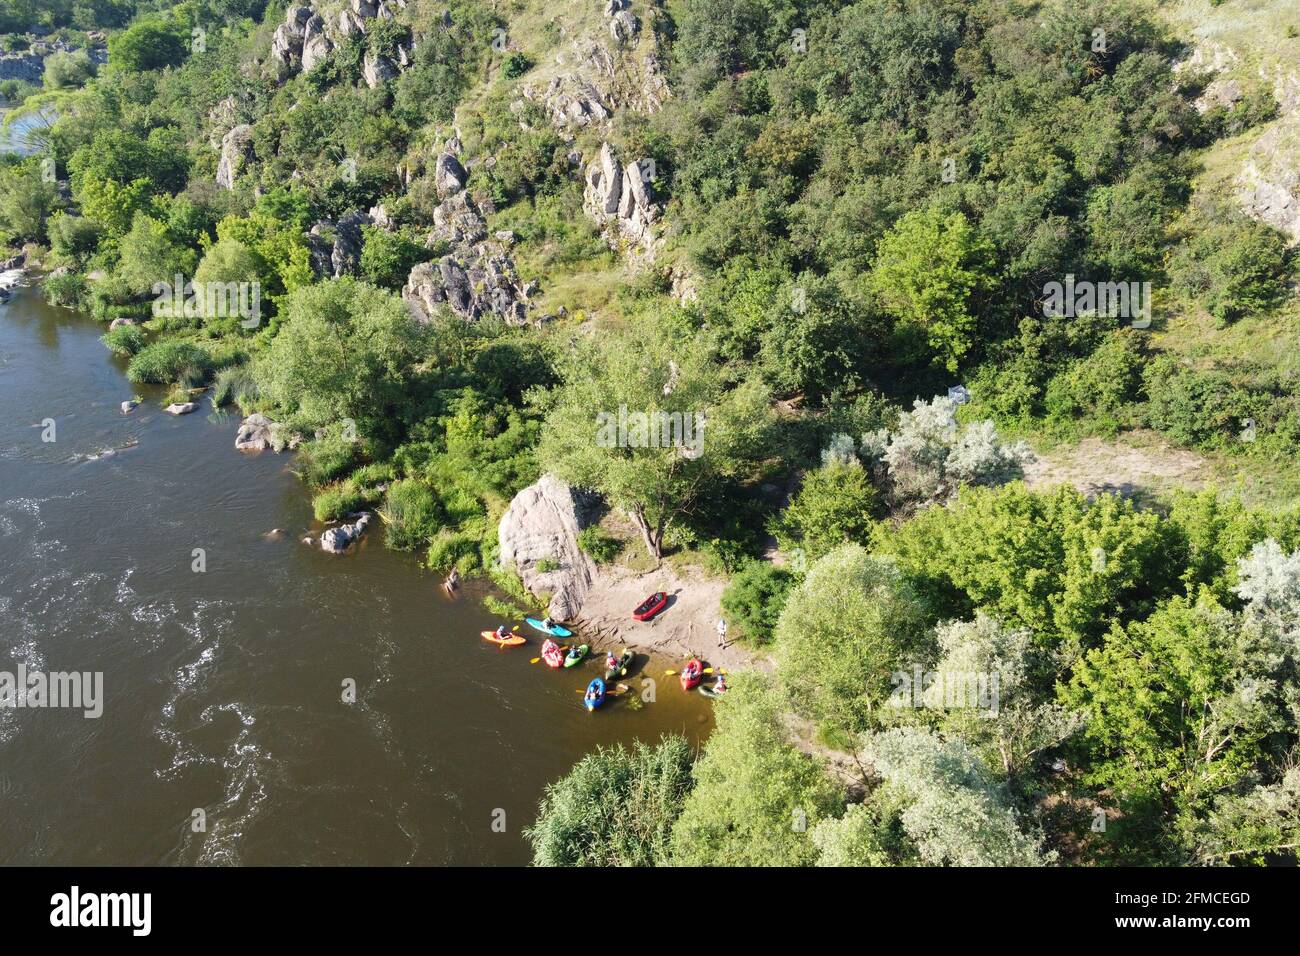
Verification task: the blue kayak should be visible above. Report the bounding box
[584,678,606,711]
[525,617,573,638]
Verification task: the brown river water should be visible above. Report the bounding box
[0,281,713,865]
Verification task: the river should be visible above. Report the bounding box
[0,281,712,865]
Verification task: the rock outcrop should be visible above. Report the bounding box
[498,474,599,621]
[1238,114,1300,243]
[235,414,282,452]
[362,52,397,88]
[307,210,373,278]
[166,402,198,416]
[271,6,314,78]
[403,252,528,325]
[321,512,373,553]
[434,152,467,197]
[583,141,660,253]
[216,124,255,190]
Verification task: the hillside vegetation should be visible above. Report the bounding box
[2,0,1299,866]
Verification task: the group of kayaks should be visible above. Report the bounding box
[477,594,726,711]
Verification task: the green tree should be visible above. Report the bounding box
[670,673,841,866]
[117,212,195,296]
[525,736,695,867]
[253,279,434,440]
[720,561,795,645]
[107,18,189,72]
[534,324,770,560]
[775,543,930,737]
[0,159,57,243]
[862,726,1050,866]
[868,206,996,372]
[778,461,877,560]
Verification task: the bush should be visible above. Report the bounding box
[1170,215,1290,326]
[427,528,482,573]
[500,52,533,80]
[295,428,360,488]
[44,272,89,310]
[313,481,365,522]
[359,226,428,291]
[99,324,145,356]
[211,365,260,409]
[720,561,795,644]
[778,462,878,560]
[380,479,441,550]
[1043,330,1145,427]
[1142,357,1261,449]
[126,342,212,385]
[525,736,695,867]
[576,526,622,564]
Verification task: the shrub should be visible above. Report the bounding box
[126,342,212,385]
[778,462,878,559]
[863,396,1032,502]
[500,52,533,80]
[720,561,795,644]
[525,736,695,867]
[1043,330,1145,427]
[313,481,365,522]
[427,528,482,573]
[211,365,260,409]
[44,272,89,310]
[99,324,145,356]
[380,479,441,550]
[295,428,360,488]
[576,526,623,564]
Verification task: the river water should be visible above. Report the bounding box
[0,282,712,865]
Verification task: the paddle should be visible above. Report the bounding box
[530,658,541,664]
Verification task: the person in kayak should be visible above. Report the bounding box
[606,651,619,670]
[714,673,727,694]
[542,616,555,631]
[584,684,601,705]
[494,625,507,639]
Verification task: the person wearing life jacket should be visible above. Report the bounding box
[714,673,728,694]
[495,625,507,639]
[585,684,601,704]
[606,652,619,671]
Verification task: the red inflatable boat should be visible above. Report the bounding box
[632,591,668,621]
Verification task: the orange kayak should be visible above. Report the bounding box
[481,630,526,647]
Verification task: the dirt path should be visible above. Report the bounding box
[570,561,765,673]
[1021,432,1209,500]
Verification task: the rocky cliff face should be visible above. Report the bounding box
[270,0,412,83]
[498,474,599,621]
[1173,23,1300,244]
[582,141,661,259]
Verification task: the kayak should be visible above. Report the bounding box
[525,617,573,638]
[680,658,703,691]
[481,630,526,647]
[632,591,668,621]
[564,643,590,668]
[583,678,606,711]
[541,639,564,668]
[604,649,634,681]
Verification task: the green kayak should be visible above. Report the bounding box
[604,649,634,681]
[564,644,590,668]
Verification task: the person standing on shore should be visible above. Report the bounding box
[716,617,727,648]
